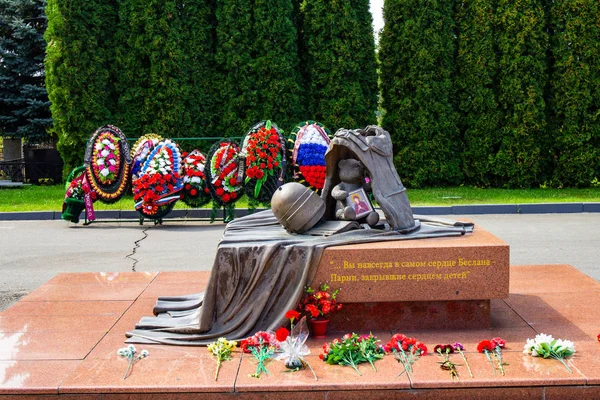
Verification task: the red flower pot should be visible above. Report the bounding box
[309,318,329,339]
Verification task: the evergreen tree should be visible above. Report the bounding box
[548,0,600,187]
[216,0,304,137]
[379,0,462,188]
[494,0,548,187]
[0,0,52,142]
[178,0,219,138]
[252,0,304,131]
[300,0,378,131]
[45,0,118,173]
[455,0,500,186]
[115,0,191,139]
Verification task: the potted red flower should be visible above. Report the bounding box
[299,283,342,338]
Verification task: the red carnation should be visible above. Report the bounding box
[229,177,237,186]
[222,193,231,203]
[256,170,264,179]
[477,340,494,353]
[230,191,237,199]
[285,310,300,321]
[216,187,225,196]
[190,189,198,196]
[275,327,290,342]
[491,337,506,348]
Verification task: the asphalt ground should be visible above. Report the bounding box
[1,213,599,311]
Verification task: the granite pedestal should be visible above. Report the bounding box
[1,265,600,399]
[310,227,509,330]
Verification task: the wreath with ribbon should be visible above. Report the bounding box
[131,134,163,183]
[289,121,330,193]
[180,149,211,208]
[84,125,131,203]
[133,139,183,220]
[61,166,95,224]
[206,139,243,207]
[242,120,286,204]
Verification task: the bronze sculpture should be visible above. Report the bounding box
[126,126,473,345]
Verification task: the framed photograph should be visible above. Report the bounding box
[345,188,373,219]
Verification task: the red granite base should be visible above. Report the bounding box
[1,265,600,399]
[329,299,490,331]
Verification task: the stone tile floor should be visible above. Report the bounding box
[0,265,599,399]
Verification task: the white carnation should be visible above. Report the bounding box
[97,158,105,165]
[101,149,110,157]
[100,168,110,177]
[191,177,201,183]
[102,139,111,145]
[109,159,116,166]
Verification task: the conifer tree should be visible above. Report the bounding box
[494,0,548,187]
[0,0,52,142]
[216,0,304,137]
[548,0,600,187]
[115,0,191,139]
[45,0,117,173]
[455,0,500,187]
[379,0,461,187]
[300,0,378,131]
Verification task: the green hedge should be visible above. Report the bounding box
[548,0,600,187]
[299,0,378,131]
[493,0,549,188]
[45,0,117,174]
[380,0,462,188]
[43,0,600,187]
[455,0,500,187]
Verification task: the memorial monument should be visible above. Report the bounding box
[126,126,508,345]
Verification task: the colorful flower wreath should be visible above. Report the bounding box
[84,125,131,204]
[242,120,286,204]
[92,132,121,184]
[206,140,243,206]
[289,121,330,193]
[131,134,163,182]
[180,150,211,208]
[133,139,183,219]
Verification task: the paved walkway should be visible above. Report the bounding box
[1,213,599,311]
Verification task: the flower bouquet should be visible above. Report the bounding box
[299,283,342,337]
[180,150,211,208]
[240,331,279,378]
[274,311,318,380]
[133,139,183,220]
[84,125,131,203]
[478,337,507,375]
[242,120,286,204]
[117,344,149,379]
[289,121,330,193]
[434,344,460,381]
[384,334,427,377]
[320,333,385,375]
[523,333,575,373]
[207,337,237,381]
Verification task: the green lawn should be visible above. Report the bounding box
[1,184,599,212]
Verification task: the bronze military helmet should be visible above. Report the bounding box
[271,182,325,234]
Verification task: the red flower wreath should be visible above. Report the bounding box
[244,121,283,199]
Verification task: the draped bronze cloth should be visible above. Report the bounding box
[126,210,473,345]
